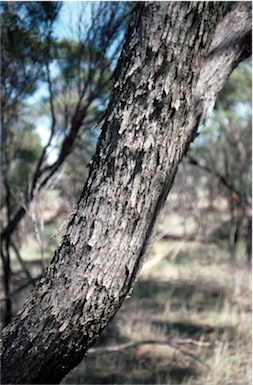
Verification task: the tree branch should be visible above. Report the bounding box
[9,241,34,283]
[187,154,241,197]
[29,61,57,196]
[187,1,252,143]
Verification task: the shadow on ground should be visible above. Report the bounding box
[131,278,227,312]
[63,352,197,385]
[62,275,239,385]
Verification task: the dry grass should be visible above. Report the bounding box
[3,189,251,385]
[62,235,252,385]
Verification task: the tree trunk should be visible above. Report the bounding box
[246,217,252,264]
[1,2,250,384]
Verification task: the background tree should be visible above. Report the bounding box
[1,0,62,326]
[0,1,131,326]
[167,59,251,261]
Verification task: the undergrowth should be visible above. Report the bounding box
[62,237,251,385]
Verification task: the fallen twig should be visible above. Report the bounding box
[88,338,221,368]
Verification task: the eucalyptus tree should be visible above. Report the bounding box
[1,0,61,326]
[1,2,251,384]
[192,60,251,259]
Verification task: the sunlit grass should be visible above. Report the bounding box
[62,231,251,384]
[5,188,251,385]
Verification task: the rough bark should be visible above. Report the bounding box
[1,2,248,384]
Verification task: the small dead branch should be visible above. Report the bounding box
[140,242,185,274]
[0,274,42,301]
[88,338,222,368]
[10,242,34,283]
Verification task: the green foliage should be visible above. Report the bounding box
[37,2,132,202]
[1,122,43,211]
[217,59,252,112]
[1,1,131,223]
[1,2,61,103]
[0,2,61,218]
[54,39,112,97]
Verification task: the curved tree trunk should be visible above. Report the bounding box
[1,2,250,384]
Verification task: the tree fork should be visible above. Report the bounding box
[1,2,237,384]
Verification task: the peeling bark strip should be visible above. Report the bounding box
[1,3,224,384]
